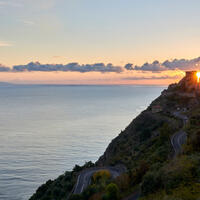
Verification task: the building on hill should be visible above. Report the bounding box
[185,71,197,89]
[179,71,200,92]
[151,105,163,113]
[185,71,197,81]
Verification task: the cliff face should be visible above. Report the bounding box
[94,74,200,200]
[96,109,180,168]
[97,73,200,168]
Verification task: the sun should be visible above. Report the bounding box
[197,72,200,83]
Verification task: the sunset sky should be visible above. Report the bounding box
[1,0,200,84]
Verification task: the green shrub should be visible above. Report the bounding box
[103,183,120,200]
[141,170,163,195]
[92,170,111,184]
[82,185,98,200]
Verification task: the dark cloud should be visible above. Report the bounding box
[13,62,123,73]
[127,57,200,72]
[124,63,134,70]
[0,64,11,72]
[2,57,200,74]
[162,57,200,70]
[133,61,167,72]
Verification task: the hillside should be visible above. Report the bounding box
[30,71,200,200]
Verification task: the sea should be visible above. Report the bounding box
[0,84,165,200]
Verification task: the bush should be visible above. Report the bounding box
[141,170,163,195]
[73,165,82,172]
[103,183,120,200]
[163,156,199,192]
[159,123,171,143]
[131,160,149,185]
[82,185,98,200]
[92,170,111,183]
[115,173,130,191]
[190,131,200,151]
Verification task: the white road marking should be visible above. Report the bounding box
[73,167,123,194]
[74,174,81,193]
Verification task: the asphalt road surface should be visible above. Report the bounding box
[123,111,189,200]
[171,130,187,155]
[171,111,188,155]
[73,111,188,198]
[73,166,125,194]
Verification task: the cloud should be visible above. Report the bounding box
[124,63,134,70]
[0,64,11,72]
[12,62,123,73]
[0,41,13,47]
[129,57,200,72]
[2,57,200,76]
[134,61,167,72]
[162,57,200,71]
[123,75,182,80]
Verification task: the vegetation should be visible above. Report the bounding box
[92,170,111,183]
[139,108,200,200]
[29,161,94,200]
[30,80,200,200]
[103,183,120,200]
[94,84,200,199]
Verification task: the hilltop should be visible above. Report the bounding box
[30,71,200,200]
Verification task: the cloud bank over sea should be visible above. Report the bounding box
[132,57,200,72]
[0,57,200,74]
[12,62,123,73]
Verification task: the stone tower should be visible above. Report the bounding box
[184,71,200,94]
[185,71,197,82]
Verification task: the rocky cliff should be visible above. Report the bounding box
[97,73,200,168]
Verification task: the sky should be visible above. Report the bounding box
[0,0,200,84]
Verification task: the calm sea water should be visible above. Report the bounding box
[0,85,165,200]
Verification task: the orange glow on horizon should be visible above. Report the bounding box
[0,70,183,85]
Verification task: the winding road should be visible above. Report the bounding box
[72,111,188,199]
[123,111,189,200]
[73,166,126,194]
[171,111,188,155]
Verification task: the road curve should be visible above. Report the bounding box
[123,111,188,200]
[171,112,188,155]
[171,130,187,155]
[73,166,125,194]
[73,112,188,198]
